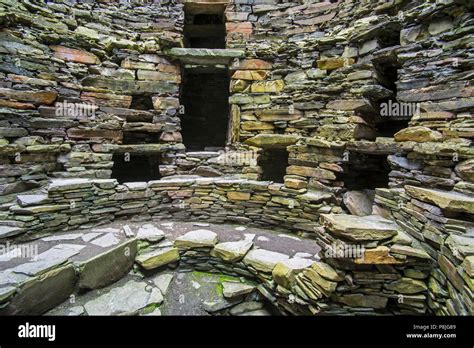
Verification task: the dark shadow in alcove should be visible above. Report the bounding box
[180,68,230,151]
[123,131,161,145]
[130,95,154,111]
[338,152,390,190]
[372,56,410,138]
[259,150,289,183]
[111,153,161,183]
[184,8,226,48]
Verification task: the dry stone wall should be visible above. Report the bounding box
[0,0,473,316]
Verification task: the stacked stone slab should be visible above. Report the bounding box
[1,177,340,239]
[374,186,474,315]
[0,0,473,316]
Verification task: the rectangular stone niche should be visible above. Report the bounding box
[111,153,161,184]
[180,68,230,151]
[258,149,289,184]
[184,2,226,49]
[339,152,390,190]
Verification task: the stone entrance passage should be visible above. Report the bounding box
[181,68,230,151]
[111,153,161,184]
[258,149,289,183]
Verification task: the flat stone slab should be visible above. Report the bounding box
[90,233,121,248]
[406,185,474,214]
[84,280,163,315]
[243,249,289,273]
[320,214,399,242]
[211,240,253,262]
[124,182,147,190]
[174,229,218,249]
[244,134,300,149]
[137,224,165,242]
[17,194,50,207]
[168,48,245,65]
[77,239,137,290]
[222,282,255,299]
[136,247,179,270]
[42,233,83,242]
[49,178,93,192]
[390,244,431,259]
[0,226,24,238]
[12,244,85,276]
[152,273,174,295]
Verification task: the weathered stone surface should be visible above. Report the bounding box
[174,230,218,249]
[394,126,443,142]
[168,48,245,65]
[355,246,402,265]
[406,186,474,214]
[136,247,179,270]
[51,45,99,64]
[390,244,431,260]
[227,191,251,201]
[0,225,24,238]
[211,240,253,262]
[243,249,289,273]
[287,165,336,180]
[455,160,474,182]
[317,58,354,70]
[343,190,374,216]
[244,134,299,149]
[321,214,399,242]
[236,59,272,70]
[385,277,428,294]
[310,262,343,282]
[334,294,388,309]
[67,128,123,142]
[222,282,255,299]
[272,257,313,288]
[462,256,474,278]
[301,268,337,296]
[1,265,76,315]
[137,224,165,242]
[152,273,174,295]
[0,88,57,105]
[84,280,163,315]
[78,239,137,290]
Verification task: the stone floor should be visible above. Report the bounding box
[0,219,321,315]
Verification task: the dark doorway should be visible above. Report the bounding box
[259,150,288,183]
[184,8,226,48]
[180,69,230,151]
[339,152,390,190]
[111,153,161,183]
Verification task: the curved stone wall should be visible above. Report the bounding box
[0,0,472,316]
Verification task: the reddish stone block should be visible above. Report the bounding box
[226,22,253,34]
[50,45,100,65]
